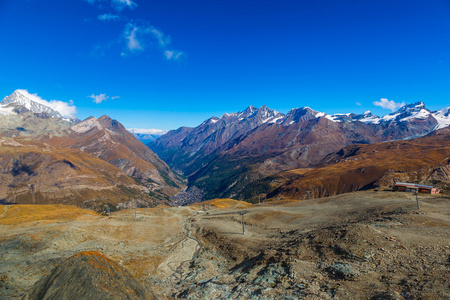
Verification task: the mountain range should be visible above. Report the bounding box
[150,102,450,199]
[0,90,184,209]
[1,88,449,206]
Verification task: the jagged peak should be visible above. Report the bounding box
[1,89,76,120]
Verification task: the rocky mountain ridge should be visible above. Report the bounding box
[151,102,450,200]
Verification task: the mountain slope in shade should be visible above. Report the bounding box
[49,115,184,197]
[0,137,155,209]
[244,127,450,201]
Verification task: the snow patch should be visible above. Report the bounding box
[0,104,15,116]
[399,109,430,122]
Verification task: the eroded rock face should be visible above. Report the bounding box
[430,161,450,182]
[23,251,156,300]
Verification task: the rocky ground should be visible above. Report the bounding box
[0,191,449,299]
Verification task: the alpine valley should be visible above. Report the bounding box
[150,102,450,200]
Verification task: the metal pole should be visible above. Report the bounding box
[416,192,420,210]
[107,206,110,217]
[242,213,245,235]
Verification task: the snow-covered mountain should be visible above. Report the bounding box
[304,102,449,129]
[202,105,284,127]
[127,128,169,142]
[1,90,76,120]
[432,106,450,130]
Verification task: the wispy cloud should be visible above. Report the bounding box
[85,0,136,11]
[122,21,185,60]
[165,50,183,60]
[16,89,77,118]
[98,13,120,21]
[112,0,137,11]
[373,98,405,111]
[85,1,185,61]
[124,23,143,52]
[88,93,118,104]
[150,28,171,47]
[356,101,362,106]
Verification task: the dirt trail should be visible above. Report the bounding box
[156,213,204,279]
[0,205,10,218]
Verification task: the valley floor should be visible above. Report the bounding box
[0,191,449,299]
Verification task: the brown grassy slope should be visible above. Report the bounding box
[266,128,450,200]
[48,116,184,196]
[190,198,253,210]
[0,204,98,226]
[0,137,154,208]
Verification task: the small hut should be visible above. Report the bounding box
[394,182,440,194]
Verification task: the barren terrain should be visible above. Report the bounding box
[1,191,449,299]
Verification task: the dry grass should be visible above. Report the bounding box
[191,198,253,209]
[0,204,98,225]
[271,131,450,200]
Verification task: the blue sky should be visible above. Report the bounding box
[1,0,449,130]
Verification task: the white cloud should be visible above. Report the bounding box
[127,128,168,135]
[89,93,108,104]
[150,28,171,47]
[88,93,118,104]
[98,13,120,21]
[373,98,405,111]
[164,50,184,60]
[124,23,143,51]
[16,89,77,118]
[112,0,137,11]
[122,22,185,60]
[356,102,362,106]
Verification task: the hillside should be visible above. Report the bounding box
[0,137,160,210]
[49,115,184,197]
[243,127,450,201]
[0,90,184,204]
[1,192,448,299]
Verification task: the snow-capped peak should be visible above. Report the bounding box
[381,101,431,123]
[432,106,450,130]
[1,89,77,120]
